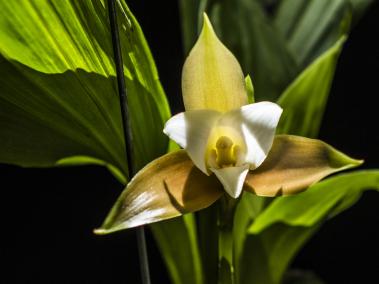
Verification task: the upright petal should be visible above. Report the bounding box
[163,109,221,174]
[221,102,282,169]
[211,165,249,198]
[181,14,248,112]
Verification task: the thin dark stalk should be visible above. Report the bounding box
[107,1,151,283]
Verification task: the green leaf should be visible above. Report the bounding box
[233,193,267,284]
[151,214,204,284]
[250,170,379,232]
[240,224,319,284]
[0,0,170,177]
[277,36,346,137]
[0,2,199,283]
[274,0,351,68]
[240,170,379,284]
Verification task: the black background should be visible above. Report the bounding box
[1,1,378,283]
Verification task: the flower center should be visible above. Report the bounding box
[214,136,239,168]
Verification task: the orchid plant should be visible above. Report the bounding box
[0,1,378,284]
[95,15,361,282]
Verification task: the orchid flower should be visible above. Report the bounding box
[95,15,361,234]
[163,15,282,198]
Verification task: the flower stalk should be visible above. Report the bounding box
[218,195,238,284]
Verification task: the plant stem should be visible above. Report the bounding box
[107,1,151,283]
[218,195,238,284]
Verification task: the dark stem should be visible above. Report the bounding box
[107,1,151,284]
[218,195,238,284]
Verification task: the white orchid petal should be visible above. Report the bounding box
[211,165,249,198]
[163,110,221,174]
[221,102,282,169]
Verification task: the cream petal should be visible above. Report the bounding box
[221,102,282,169]
[211,165,249,198]
[163,110,221,174]
[181,14,247,112]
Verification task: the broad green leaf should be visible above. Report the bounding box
[0,2,198,283]
[0,0,170,176]
[240,171,379,284]
[274,0,351,68]
[277,37,346,138]
[151,214,204,284]
[0,59,126,179]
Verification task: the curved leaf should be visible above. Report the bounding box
[238,171,379,284]
[277,37,346,137]
[250,170,379,233]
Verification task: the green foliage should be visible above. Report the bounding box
[0,0,170,177]
[178,1,378,284]
[0,1,377,284]
[251,171,379,233]
[179,0,354,102]
[277,37,346,138]
[238,171,379,284]
[151,214,204,284]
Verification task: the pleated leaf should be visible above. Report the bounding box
[0,0,170,179]
[274,0,350,68]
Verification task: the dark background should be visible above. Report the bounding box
[1,1,378,283]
